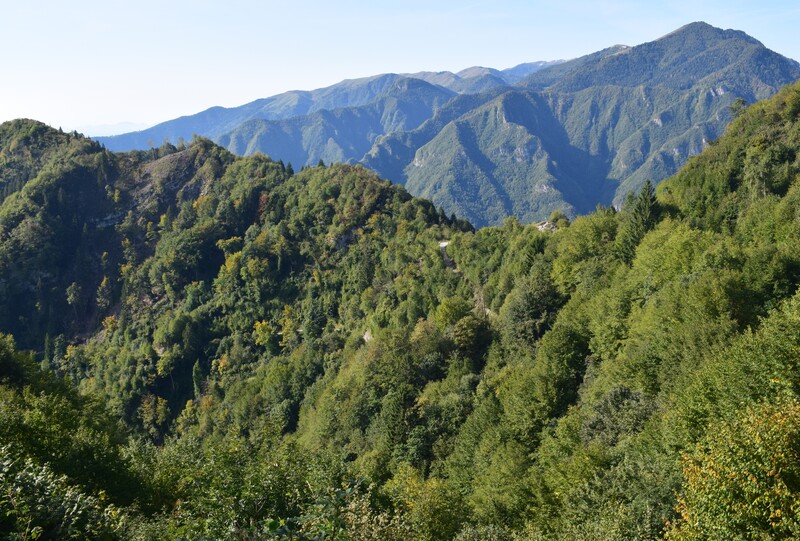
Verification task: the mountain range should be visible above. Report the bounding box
[97,22,800,226]
[96,62,557,151]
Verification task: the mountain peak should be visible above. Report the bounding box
[658,21,762,46]
[535,22,786,93]
[668,20,715,33]
[377,75,456,98]
[456,66,503,79]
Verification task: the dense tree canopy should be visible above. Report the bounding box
[2,80,800,539]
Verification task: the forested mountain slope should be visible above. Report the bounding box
[367,22,800,226]
[3,78,800,539]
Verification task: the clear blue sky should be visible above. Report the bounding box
[2,0,799,134]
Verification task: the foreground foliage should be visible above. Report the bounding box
[2,79,800,539]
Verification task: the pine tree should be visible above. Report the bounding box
[616,180,658,264]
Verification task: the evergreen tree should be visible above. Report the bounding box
[616,180,658,264]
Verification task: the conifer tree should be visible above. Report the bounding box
[616,180,658,264]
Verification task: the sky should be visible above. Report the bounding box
[2,0,799,135]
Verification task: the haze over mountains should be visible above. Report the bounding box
[98,22,800,226]
[97,62,557,150]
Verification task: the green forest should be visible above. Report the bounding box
[2,80,800,540]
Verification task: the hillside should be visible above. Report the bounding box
[4,78,800,538]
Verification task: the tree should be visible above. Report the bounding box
[667,399,800,539]
[66,282,82,311]
[632,180,657,230]
[548,209,570,229]
[434,297,471,330]
[192,360,203,398]
[452,314,490,365]
[96,276,112,311]
[0,448,126,540]
[616,180,658,264]
[499,265,563,353]
[730,97,747,118]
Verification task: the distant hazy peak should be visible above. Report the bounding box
[456,66,504,79]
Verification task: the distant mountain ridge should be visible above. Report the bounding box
[96,60,558,152]
[216,77,456,167]
[404,60,564,93]
[98,73,420,150]
[97,22,800,226]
